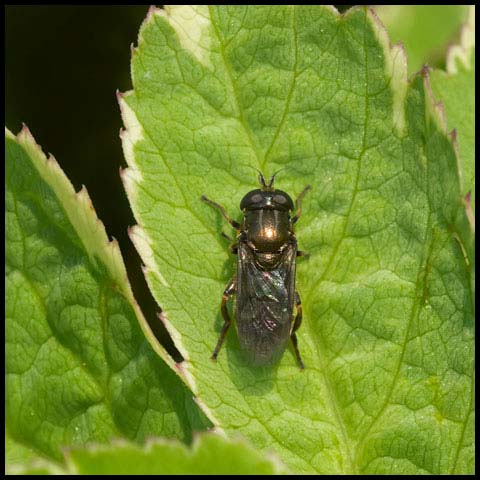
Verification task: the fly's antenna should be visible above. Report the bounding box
[247,165,287,190]
[243,165,268,188]
[255,169,268,189]
[267,167,287,189]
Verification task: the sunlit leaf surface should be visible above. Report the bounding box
[5,127,209,463]
[120,6,474,474]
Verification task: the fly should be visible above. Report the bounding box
[201,172,310,369]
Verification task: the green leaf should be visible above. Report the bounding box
[65,432,285,474]
[6,459,65,476]
[5,431,65,475]
[5,126,210,463]
[429,6,475,213]
[120,5,474,474]
[6,431,283,475]
[6,430,38,465]
[374,5,470,74]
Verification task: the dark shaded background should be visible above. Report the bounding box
[4,5,183,358]
[5,5,352,361]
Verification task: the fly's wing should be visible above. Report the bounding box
[236,241,296,365]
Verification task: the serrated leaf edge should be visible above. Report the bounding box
[5,459,66,475]
[62,430,287,474]
[119,6,474,472]
[5,125,180,377]
[367,7,408,135]
[118,79,220,432]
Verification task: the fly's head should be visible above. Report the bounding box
[240,171,294,212]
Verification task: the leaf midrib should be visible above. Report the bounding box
[208,5,262,170]
[208,10,364,468]
[208,5,358,473]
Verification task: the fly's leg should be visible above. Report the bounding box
[291,291,305,370]
[220,232,238,254]
[203,195,238,361]
[297,250,310,259]
[211,278,237,361]
[201,195,240,229]
[292,185,311,225]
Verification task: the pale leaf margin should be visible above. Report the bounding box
[5,125,189,385]
[6,431,286,475]
[446,5,475,75]
[444,5,475,230]
[118,4,475,449]
[118,6,227,430]
[62,431,287,474]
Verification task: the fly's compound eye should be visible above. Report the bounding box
[273,194,287,205]
[250,193,263,203]
[272,191,294,211]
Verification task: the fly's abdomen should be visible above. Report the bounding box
[236,269,294,365]
[235,239,296,366]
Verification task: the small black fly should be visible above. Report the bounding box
[202,172,310,369]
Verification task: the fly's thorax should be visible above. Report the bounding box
[243,209,292,252]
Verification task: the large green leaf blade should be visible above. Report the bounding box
[5,431,65,475]
[5,127,209,463]
[6,431,285,475]
[120,6,474,474]
[65,433,285,474]
[5,432,64,475]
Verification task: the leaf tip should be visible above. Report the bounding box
[462,191,475,232]
[420,64,450,135]
[45,152,57,168]
[147,4,160,19]
[128,225,170,288]
[449,126,463,158]
[109,235,120,248]
[127,224,139,241]
[140,263,151,279]
[119,165,131,192]
[75,184,95,210]
[121,166,143,203]
[17,122,38,148]
[156,312,201,391]
[5,126,15,140]
[450,127,458,144]
[118,94,145,176]
[19,121,31,136]
[118,131,125,148]
[173,358,191,380]
[157,312,186,354]
[322,4,342,17]
[447,128,464,187]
